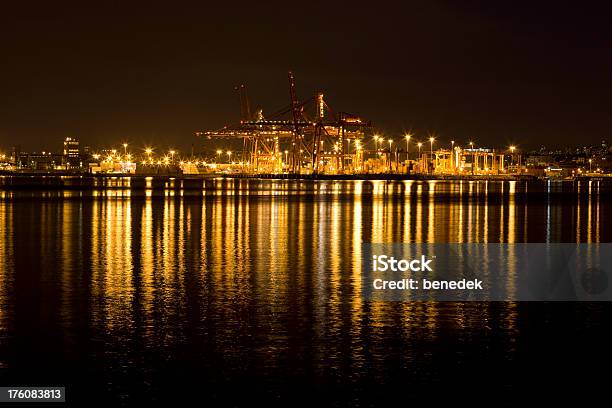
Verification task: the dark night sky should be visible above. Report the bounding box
[1,1,611,153]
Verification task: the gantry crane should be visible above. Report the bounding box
[195,72,372,174]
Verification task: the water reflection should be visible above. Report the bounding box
[0,180,608,402]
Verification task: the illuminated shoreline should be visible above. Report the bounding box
[0,171,590,182]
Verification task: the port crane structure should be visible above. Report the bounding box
[196,72,372,174]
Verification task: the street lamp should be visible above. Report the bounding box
[227,150,232,163]
[405,133,412,161]
[388,139,393,172]
[469,141,475,174]
[451,140,455,168]
[284,150,289,166]
[509,145,516,167]
[123,143,128,157]
[589,158,593,172]
[216,150,222,163]
[429,136,435,173]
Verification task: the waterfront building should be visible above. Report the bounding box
[431,148,507,175]
[16,152,64,170]
[63,137,81,168]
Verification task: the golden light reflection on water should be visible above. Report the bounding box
[0,179,606,371]
[0,202,11,368]
[90,198,134,339]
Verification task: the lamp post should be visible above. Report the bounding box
[227,151,232,163]
[388,139,393,172]
[589,158,593,173]
[451,140,455,170]
[417,142,423,173]
[216,150,222,163]
[123,143,128,158]
[405,133,412,162]
[470,141,475,175]
[429,136,435,174]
